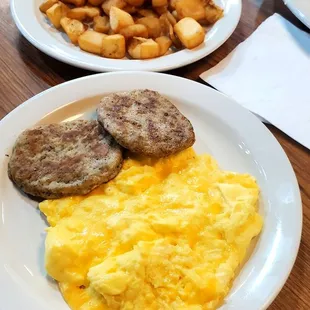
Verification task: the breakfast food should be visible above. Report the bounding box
[97,89,195,157]
[39,0,224,59]
[40,147,263,310]
[8,120,123,199]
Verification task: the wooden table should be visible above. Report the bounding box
[0,0,309,309]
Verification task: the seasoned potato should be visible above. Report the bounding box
[174,17,205,49]
[102,34,126,58]
[110,7,134,32]
[67,6,101,21]
[78,30,106,54]
[119,24,148,39]
[122,5,137,14]
[60,17,87,44]
[88,0,104,5]
[175,0,205,21]
[62,0,86,6]
[128,37,159,59]
[159,13,180,47]
[93,16,110,33]
[152,0,167,7]
[136,17,161,39]
[102,0,127,15]
[137,9,158,18]
[169,0,178,10]
[155,36,171,55]
[167,10,177,25]
[125,0,144,6]
[171,10,178,20]
[46,3,69,29]
[205,2,223,24]
[39,0,58,13]
[154,5,168,15]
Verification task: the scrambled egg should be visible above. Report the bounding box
[39,148,263,310]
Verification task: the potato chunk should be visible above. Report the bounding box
[174,17,205,49]
[102,34,126,58]
[128,37,159,59]
[175,0,205,21]
[78,30,106,54]
[152,0,167,7]
[88,0,104,5]
[46,3,69,29]
[119,24,148,40]
[39,0,58,13]
[125,0,145,6]
[62,0,86,6]
[67,6,101,21]
[137,9,158,18]
[93,16,110,33]
[136,17,161,39]
[205,2,224,24]
[60,17,87,44]
[155,36,172,56]
[110,7,134,32]
[102,0,127,15]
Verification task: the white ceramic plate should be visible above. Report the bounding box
[10,0,241,72]
[0,72,302,310]
[285,0,310,29]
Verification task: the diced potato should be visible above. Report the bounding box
[175,0,205,21]
[152,0,167,7]
[136,17,161,39]
[78,30,106,54]
[137,9,158,18]
[174,17,205,49]
[109,7,134,32]
[88,0,104,5]
[166,10,177,25]
[62,0,86,6]
[124,0,144,6]
[39,0,58,13]
[46,3,69,29]
[119,24,148,39]
[67,6,101,21]
[93,16,110,33]
[171,10,178,20]
[122,5,137,14]
[168,21,181,48]
[154,5,168,15]
[169,0,178,10]
[205,2,223,24]
[60,17,87,44]
[128,37,159,59]
[102,34,126,58]
[155,36,171,55]
[102,0,127,15]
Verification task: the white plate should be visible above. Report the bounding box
[0,72,302,310]
[285,0,310,29]
[10,0,241,72]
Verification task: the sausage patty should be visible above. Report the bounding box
[97,89,195,157]
[8,120,123,199]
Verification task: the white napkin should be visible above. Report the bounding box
[200,13,310,150]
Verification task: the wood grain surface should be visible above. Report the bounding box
[0,0,309,309]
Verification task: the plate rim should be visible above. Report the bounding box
[284,0,310,29]
[0,71,302,310]
[9,0,242,72]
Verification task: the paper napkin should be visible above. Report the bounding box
[200,13,310,150]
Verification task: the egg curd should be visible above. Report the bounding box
[40,148,263,310]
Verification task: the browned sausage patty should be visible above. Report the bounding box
[97,89,195,157]
[8,120,123,199]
